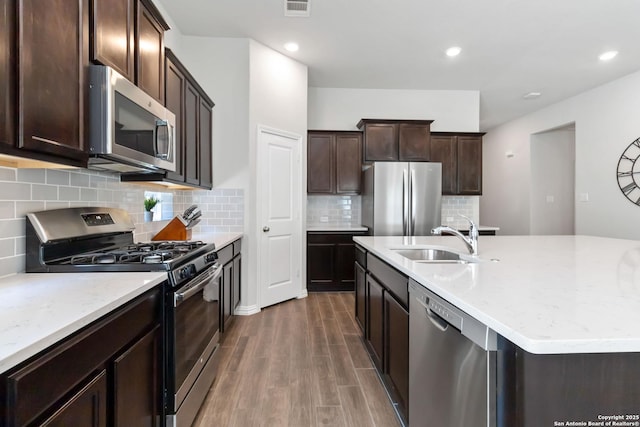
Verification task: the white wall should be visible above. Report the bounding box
[482,70,640,239]
[177,37,251,189]
[174,37,307,313]
[308,88,480,131]
[530,127,575,235]
[248,40,308,310]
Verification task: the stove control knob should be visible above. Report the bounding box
[179,265,193,280]
[205,252,217,263]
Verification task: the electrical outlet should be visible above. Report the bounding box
[320,216,329,222]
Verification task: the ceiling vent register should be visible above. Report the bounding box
[284,0,310,17]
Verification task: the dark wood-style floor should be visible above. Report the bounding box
[193,292,402,427]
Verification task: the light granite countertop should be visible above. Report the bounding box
[354,235,640,354]
[307,225,368,232]
[0,272,166,374]
[191,231,243,249]
[0,232,243,375]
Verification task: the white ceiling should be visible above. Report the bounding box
[159,0,640,130]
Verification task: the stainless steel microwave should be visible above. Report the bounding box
[88,65,176,173]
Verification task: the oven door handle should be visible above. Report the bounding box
[174,264,222,307]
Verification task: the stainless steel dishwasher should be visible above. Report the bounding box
[409,279,497,427]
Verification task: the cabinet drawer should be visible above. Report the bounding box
[233,238,242,255]
[217,244,233,265]
[4,287,161,426]
[367,254,408,308]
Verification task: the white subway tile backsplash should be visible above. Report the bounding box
[0,167,16,181]
[307,194,481,230]
[70,172,90,187]
[0,202,14,219]
[80,188,98,201]
[16,169,43,183]
[16,201,45,217]
[15,237,25,256]
[59,186,81,201]
[46,169,70,185]
[0,238,14,258]
[32,184,58,201]
[0,164,245,277]
[0,219,24,238]
[0,183,31,200]
[441,196,480,228]
[45,201,71,210]
[307,195,362,227]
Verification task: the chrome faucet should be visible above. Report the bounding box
[431,215,479,256]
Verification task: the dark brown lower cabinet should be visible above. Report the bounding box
[354,259,366,332]
[360,251,409,425]
[40,371,107,427]
[384,292,409,420]
[232,253,241,311]
[113,326,160,427]
[0,287,162,427]
[307,231,367,291]
[222,260,233,331]
[218,238,242,335]
[366,274,384,371]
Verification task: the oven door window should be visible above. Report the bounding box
[174,269,220,388]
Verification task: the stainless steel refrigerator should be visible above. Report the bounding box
[362,162,442,236]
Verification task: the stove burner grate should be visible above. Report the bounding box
[64,241,207,266]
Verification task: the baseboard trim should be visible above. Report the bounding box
[234,304,260,316]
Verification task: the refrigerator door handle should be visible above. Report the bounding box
[403,168,409,236]
[411,168,416,235]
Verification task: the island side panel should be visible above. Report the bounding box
[514,349,640,426]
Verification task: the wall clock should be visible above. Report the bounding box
[617,137,640,205]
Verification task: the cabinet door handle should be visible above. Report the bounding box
[263,226,270,232]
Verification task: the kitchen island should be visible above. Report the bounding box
[355,235,640,427]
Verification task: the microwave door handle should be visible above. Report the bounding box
[154,119,170,159]
[174,264,222,307]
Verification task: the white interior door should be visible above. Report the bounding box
[258,126,302,308]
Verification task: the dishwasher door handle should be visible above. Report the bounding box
[415,297,449,332]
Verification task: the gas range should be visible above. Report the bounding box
[25,206,222,426]
[25,207,217,287]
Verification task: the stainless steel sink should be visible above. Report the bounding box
[391,248,478,264]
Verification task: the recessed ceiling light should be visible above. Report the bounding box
[599,50,618,61]
[446,46,461,57]
[523,92,542,100]
[284,42,299,52]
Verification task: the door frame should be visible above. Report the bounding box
[255,124,306,310]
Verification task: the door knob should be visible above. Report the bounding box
[263,226,270,232]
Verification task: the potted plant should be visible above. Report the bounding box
[144,196,159,222]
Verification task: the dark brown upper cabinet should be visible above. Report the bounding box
[164,53,186,183]
[121,49,214,189]
[91,0,135,81]
[136,0,168,104]
[307,130,362,194]
[14,0,89,166]
[430,132,484,195]
[198,96,213,189]
[357,119,432,162]
[0,0,14,149]
[90,0,168,103]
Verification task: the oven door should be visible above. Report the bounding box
[172,263,222,417]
